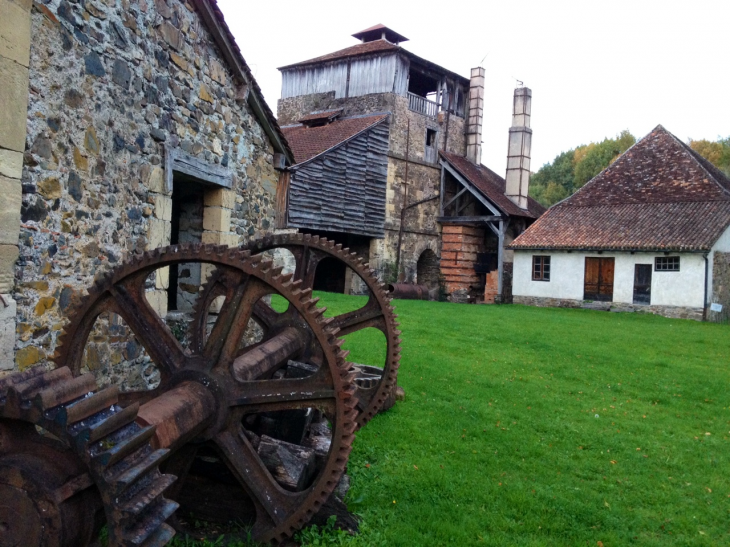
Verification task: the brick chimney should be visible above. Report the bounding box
[465,67,485,164]
[504,87,532,209]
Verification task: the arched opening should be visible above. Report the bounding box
[416,249,439,289]
[313,256,346,293]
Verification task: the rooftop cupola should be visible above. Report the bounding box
[351,24,409,45]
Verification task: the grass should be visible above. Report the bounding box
[181,295,730,546]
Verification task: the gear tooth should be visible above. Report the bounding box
[279,273,293,285]
[337,349,349,361]
[324,323,340,337]
[310,235,319,243]
[335,243,343,251]
[327,240,336,249]
[299,288,312,300]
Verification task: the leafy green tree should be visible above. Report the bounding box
[690,136,730,178]
[529,130,635,207]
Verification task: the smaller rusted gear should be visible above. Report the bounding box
[189,233,402,428]
[50,243,357,545]
[0,366,177,546]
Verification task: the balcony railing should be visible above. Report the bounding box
[408,92,439,117]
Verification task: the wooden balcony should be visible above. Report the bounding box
[407,92,439,117]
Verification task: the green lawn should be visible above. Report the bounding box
[178,295,730,547]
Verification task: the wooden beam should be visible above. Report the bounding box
[165,146,232,191]
[439,166,446,216]
[437,216,503,224]
[441,161,502,216]
[497,220,504,298]
[443,186,468,212]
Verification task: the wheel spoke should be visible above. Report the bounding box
[214,429,304,527]
[229,374,336,408]
[252,299,283,330]
[205,276,271,371]
[109,273,189,379]
[290,246,328,288]
[329,296,386,336]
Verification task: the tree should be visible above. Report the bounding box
[529,131,635,207]
[690,137,730,178]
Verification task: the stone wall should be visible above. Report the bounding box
[11,0,282,372]
[513,295,704,321]
[277,91,396,127]
[0,0,32,369]
[709,251,730,323]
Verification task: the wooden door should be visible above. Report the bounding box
[633,264,652,304]
[584,257,615,301]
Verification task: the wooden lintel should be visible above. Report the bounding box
[166,146,232,190]
[437,215,503,224]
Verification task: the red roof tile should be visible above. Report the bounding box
[509,126,730,251]
[298,109,343,124]
[440,151,546,219]
[282,114,388,165]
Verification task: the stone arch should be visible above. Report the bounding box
[416,248,440,290]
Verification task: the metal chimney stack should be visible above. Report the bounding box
[465,67,485,164]
[505,87,532,209]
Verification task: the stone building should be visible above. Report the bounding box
[275,25,544,301]
[0,0,292,371]
[510,125,730,321]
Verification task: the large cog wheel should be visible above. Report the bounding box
[189,233,402,428]
[42,243,358,545]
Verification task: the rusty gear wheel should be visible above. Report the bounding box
[190,233,401,428]
[0,243,359,546]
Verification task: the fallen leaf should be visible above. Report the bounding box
[365,464,371,468]
[413,465,418,470]
[610,460,617,464]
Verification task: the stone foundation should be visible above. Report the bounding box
[513,296,704,321]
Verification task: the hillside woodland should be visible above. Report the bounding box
[530,132,730,207]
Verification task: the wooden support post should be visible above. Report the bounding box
[497,220,504,300]
[439,165,446,217]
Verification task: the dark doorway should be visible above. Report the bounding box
[416,249,439,289]
[633,264,652,305]
[584,257,615,301]
[313,257,346,293]
[168,180,205,311]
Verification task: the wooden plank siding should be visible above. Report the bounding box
[287,122,389,237]
[281,54,408,100]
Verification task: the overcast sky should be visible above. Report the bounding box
[218,0,729,173]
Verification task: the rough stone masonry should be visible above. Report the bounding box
[2,0,285,373]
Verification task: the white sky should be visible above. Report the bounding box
[218,0,729,173]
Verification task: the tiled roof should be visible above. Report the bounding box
[279,40,400,70]
[282,114,388,165]
[299,109,343,124]
[440,151,546,219]
[509,125,730,251]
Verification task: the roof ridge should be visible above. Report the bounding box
[665,130,730,198]
[559,128,648,206]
